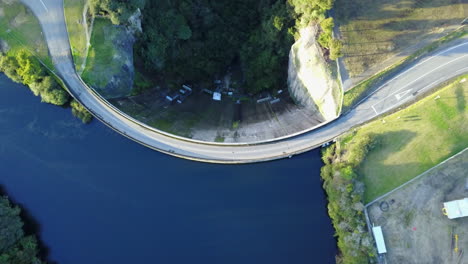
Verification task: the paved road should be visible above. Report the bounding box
[20,0,468,163]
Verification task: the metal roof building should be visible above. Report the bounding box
[372,226,387,254]
[213,92,222,101]
[443,198,468,219]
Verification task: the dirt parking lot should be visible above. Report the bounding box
[367,150,468,264]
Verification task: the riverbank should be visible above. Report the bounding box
[0,1,91,123]
[0,70,337,263]
[321,74,468,262]
[0,191,45,263]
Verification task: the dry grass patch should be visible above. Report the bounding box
[336,0,467,78]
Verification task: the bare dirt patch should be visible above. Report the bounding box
[10,9,27,28]
[367,150,468,264]
[111,88,324,142]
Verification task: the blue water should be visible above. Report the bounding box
[0,74,336,264]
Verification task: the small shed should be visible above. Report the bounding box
[182,85,193,92]
[213,92,222,101]
[372,226,387,254]
[166,93,180,102]
[443,198,468,219]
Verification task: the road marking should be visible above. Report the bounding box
[39,0,49,12]
[395,89,412,100]
[425,77,444,91]
[354,42,468,107]
[371,105,379,115]
[373,76,445,115]
[455,66,468,74]
[371,54,468,109]
[414,41,468,67]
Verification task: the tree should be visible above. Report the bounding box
[89,0,145,25]
[0,55,21,83]
[71,99,93,123]
[15,50,44,85]
[320,17,334,33]
[0,196,45,264]
[329,39,343,60]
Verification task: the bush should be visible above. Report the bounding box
[0,50,70,106]
[71,99,93,123]
[320,135,377,263]
[0,196,45,264]
[330,39,343,60]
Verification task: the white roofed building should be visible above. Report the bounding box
[213,92,222,101]
[443,198,468,219]
[372,226,387,254]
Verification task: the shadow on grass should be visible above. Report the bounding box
[382,18,464,31]
[335,0,465,24]
[455,84,466,113]
[360,130,420,201]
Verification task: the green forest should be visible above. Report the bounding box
[90,0,339,93]
[0,196,45,263]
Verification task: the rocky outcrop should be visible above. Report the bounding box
[95,24,135,99]
[288,25,341,121]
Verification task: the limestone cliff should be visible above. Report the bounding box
[288,25,341,121]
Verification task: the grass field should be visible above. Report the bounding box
[64,0,89,73]
[0,1,52,68]
[335,0,467,78]
[81,18,120,89]
[343,75,468,203]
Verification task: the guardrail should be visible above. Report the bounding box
[61,3,341,148]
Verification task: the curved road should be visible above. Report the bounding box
[21,0,468,163]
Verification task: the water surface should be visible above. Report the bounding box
[0,75,336,264]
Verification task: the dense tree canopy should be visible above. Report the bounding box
[134,0,337,93]
[0,50,70,106]
[89,0,145,25]
[136,0,297,93]
[92,0,338,93]
[0,196,45,264]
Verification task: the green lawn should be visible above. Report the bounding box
[0,1,52,68]
[64,0,89,73]
[345,75,468,203]
[81,18,120,89]
[336,0,467,78]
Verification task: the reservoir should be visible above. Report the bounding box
[0,74,336,263]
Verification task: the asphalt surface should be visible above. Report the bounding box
[20,0,468,163]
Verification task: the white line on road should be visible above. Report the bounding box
[413,41,468,67]
[371,54,468,109]
[39,0,48,12]
[395,89,412,100]
[455,66,468,73]
[354,42,468,107]
[424,77,444,91]
[371,105,379,115]
[373,77,444,116]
